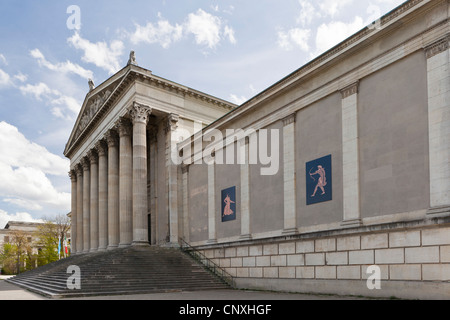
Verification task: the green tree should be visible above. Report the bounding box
[35,221,59,266]
[0,243,16,275]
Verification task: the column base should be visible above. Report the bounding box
[282,228,298,236]
[207,239,218,245]
[426,206,450,217]
[341,219,363,228]
[239,234,252,241]
[107,245,119,251]
[132,241,150,247]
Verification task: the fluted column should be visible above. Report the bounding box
[117,118,133,247]
[75,164,83,254]
[81,157,90,253]
[88,150,99,252]
[69,170,77,255]
[165,114,180,245]
[129,102,152,246]
[96,140,108,251]
[105,129,119,250]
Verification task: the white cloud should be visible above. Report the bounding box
[229,94,247,105]
[3,199,43,211]
[130,14,183,49]
[19,82,58,100]
[0,54,7,65]
[224,25,237,44]
[19,82,81,119]
[0,69,11,87]
[297,0,321,26]
[68,32,125,75]
[185,9,222,49]
[278,28,311,52]
[0,209,44,230]
[314,16,365,55]
[318,0,354,17]
[0,164,70,211]
[130,9,235,51]
[13,72,27,83]
[0,122,71,214]
[0,121,69,176]
[30,48,93,80]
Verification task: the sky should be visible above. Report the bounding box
[0,0,406,228]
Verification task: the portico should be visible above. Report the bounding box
[65,58,235,253]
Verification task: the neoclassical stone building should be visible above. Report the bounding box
[65,0,450,299]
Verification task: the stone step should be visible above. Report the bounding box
[7,246,230,298]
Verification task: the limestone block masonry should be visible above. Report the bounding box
[199,224,450,299]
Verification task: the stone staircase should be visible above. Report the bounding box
[6,246,230,298]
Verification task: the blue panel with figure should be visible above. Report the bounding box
[306,155,332,205]
[222,186,236,222]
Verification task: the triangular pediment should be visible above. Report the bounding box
[64,62,237,158]
[64,66,132,156]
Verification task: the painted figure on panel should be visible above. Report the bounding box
[221,186,237,222]
[310,165,327,197]
[223,194,235,217]
[306,155,332,205]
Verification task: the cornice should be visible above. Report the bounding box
[425,34,450,59]
[196,0,436,134]
[65,65,236,159]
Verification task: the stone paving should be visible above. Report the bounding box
[0,279,370,300]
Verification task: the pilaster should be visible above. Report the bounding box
[425,35,450,215]
[182,165,190,243]
[340,81,362,227]
[240,138,252,240]
[282,113,298,235]
[208,163,217,244]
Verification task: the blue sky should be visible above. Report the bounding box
[0,0,406,227]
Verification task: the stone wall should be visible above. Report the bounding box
[199,222,450,299]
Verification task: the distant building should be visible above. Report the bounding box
[0,221,44,273]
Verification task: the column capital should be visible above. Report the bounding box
[87,149,98,164]
[81,156,90,171]
[282,113,296,127]
[75,163,83,177]
[425,35,450,59]
[165,113,180,133]
[115,118,132,137]
[340,81,360,99]
[129,102,152,125]
[69,170,77,182]
[105,129,119,148]
[94,139,108,157]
